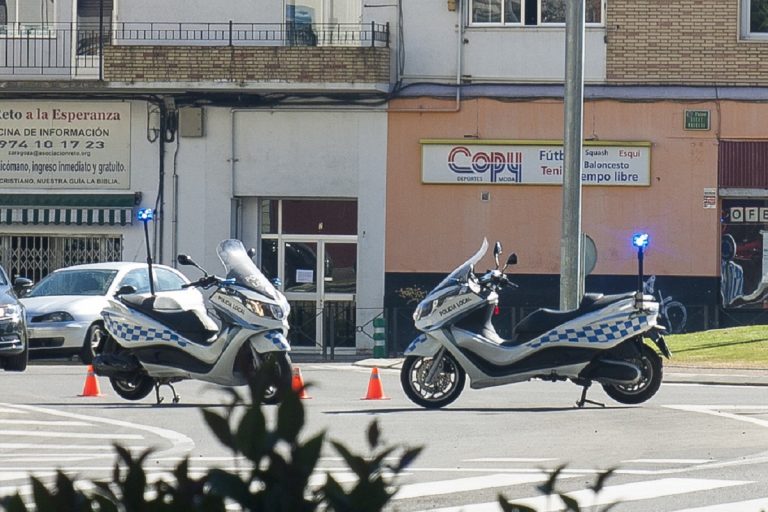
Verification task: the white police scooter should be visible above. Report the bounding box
[401,234,671,409]
[94,209,292,404]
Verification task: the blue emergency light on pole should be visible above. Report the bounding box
[137,208,156,296]
[633,232,649,295]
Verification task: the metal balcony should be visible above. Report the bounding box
[0,21,391,84]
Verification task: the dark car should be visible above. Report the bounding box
[0,265,27,371]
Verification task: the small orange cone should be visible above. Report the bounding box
[291,367,312,399]
[361,367,390,400]
[79,365,103,397]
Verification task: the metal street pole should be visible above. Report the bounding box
[559,0,585,311]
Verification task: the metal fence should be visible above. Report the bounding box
[0,234,123,282]
[0,21,390,76]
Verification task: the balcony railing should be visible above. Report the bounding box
[0,21,390,77]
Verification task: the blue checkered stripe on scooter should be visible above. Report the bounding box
[104,313,186,347]
[528,315,650,349]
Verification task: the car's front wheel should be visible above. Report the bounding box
[2,342,28,372]
[80,323,105,365]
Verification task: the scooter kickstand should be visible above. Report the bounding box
[576,385,605,409]
[154,383,164,405]
[154,382,181,405]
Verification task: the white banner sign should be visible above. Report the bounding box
[0,101,131,189]
[421,141,651,186]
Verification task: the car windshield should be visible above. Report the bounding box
[217,239,278,300]
[27,269,118,297]
[432,239,488,293]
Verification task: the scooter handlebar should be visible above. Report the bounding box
[478,270,518,290]
[182,275,223,289]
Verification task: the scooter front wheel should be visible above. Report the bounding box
[601,343,663,405]
[401,354,466,409]
[259,352,292,405]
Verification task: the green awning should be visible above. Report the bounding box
[0,194,136,225]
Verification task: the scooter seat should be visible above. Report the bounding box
[120,294,219,345]
[513,292,634,342]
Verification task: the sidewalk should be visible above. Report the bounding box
[313,357,768,387]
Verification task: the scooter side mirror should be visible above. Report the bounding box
[501,253,517,273]
[176,254,208,276]
[116,285,137,296]
[247,247,257,259]
[12,277,33,297]
[493,241,503,268]
[177,254,194,266]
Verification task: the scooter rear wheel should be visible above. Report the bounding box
[110,374,155,401]
[401,354,466,409]
[602,343,663,404]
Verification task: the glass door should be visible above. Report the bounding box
[258,199,357,354]
[279,239,356,353]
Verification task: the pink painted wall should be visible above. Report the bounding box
[386,97,723,277]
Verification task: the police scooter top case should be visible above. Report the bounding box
[95,209,292,404]
[400,236,671,409]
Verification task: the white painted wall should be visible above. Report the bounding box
[164,109,235,275]
[400,0,606,83]
[164,107,388,350]
[232,109,388,349]
[115,0,284,23]
[232,110,386,197]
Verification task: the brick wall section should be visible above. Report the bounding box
[607,0,768,84]
[103,46,389,84]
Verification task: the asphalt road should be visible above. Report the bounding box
[2,362,768,511]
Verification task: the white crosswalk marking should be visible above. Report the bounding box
[623,459,713,464]
[464,458,558,463]
[0,430,143,440]
[308,471,361,486]
[423,478,752,512]
[670,497,768,511]
[393,473,571,500]
[0,419,91,426]
[0,443,128,451]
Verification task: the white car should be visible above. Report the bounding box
[20,262,204,363]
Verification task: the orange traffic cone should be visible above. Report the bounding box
[291,367,312,399]
[361,367,390,400]
[79,365,103,397]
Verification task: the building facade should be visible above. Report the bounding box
[384,0,768,350]
[0,0,394,355]
[3,0,768,355]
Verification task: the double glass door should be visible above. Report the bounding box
[258,199,357,354]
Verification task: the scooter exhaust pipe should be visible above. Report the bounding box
[585,359,641,386]
[92,353,141,378]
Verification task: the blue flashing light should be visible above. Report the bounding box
[632,232,649,249]
[137,208,154,222]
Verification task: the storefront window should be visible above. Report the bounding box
[282,199,357,235]
[721,199,768,308]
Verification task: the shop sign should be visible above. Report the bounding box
[729,206,768,223]
[421,140,651,186]
[684,110,710,131]
[0,101,131,190]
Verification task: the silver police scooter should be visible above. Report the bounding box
[94,209,292,404]
[401,235,671,409]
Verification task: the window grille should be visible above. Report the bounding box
[0,234,123,282]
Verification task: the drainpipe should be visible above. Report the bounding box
[98,0,104,81]
[230,109,241,239]
[388,0,462,113]
[155,100,166,263]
